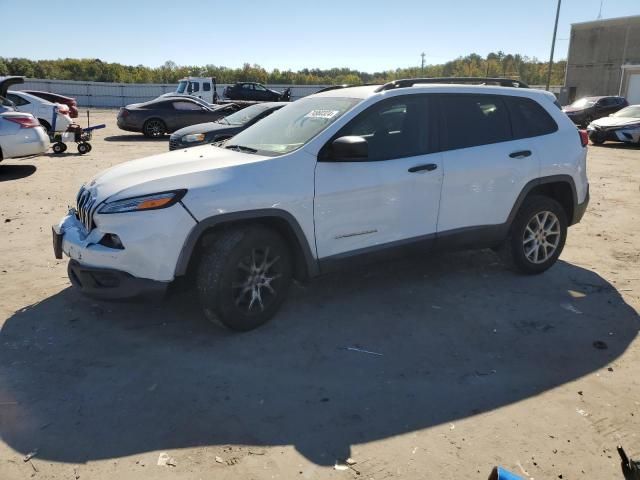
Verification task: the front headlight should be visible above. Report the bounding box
[98,190,187,214]
[183,133,206,143]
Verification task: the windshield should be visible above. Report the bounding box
[224,96,362,156]
[176,80,188,94]
[612,106,640,118]
[569,98,596,108]
[222,104,276,126]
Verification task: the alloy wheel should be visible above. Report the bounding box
[232,247,282,313]
[523,211,561,264]
[145,120,164,137]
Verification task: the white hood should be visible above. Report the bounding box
[591,116,640,128]
[84,145,270,203]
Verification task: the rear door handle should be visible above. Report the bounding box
[509,150,532,158]
[408,163,438,173]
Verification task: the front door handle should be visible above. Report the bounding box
[509,150,532,158]
[408,163,438,173]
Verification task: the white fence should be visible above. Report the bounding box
[16,79,328,107]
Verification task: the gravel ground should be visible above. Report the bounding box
[0,109,639,480]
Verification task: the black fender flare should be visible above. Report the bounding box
[174,208,319,278]
[506,174,579,227]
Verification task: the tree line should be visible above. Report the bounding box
[0,52,566,86]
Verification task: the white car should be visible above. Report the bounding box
[0,112,49,162]
[5,91,72,133]
[53,80,590,331]
[587,105,640,145]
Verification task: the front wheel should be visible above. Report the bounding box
[52,142,66,154]
[500,195,568,274]
[196,227,293,331]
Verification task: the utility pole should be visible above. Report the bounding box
[597,0,604,19]
[546,0,562,91]
[421,52,426,75]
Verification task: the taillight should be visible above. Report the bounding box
[119,108,129,118]
[5,116,40,128]
[579,129,589,147]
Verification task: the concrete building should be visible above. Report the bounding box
[562,15,640,105]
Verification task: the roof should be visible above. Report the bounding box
[311,83,556,103]
[571,14,640,29]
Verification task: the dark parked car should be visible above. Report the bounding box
[117,97,240,138]
[224,82,289,101]
[562,96,628,126]
[23,90,79,118]
[169,102,287,150]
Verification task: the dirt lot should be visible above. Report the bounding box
[0,109,639,480]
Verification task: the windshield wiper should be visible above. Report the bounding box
[225,144,258,153]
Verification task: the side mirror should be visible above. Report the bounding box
[330,136,368,161]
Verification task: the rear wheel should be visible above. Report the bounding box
[500,195,567,274]
[143,119,166,138]
[77,142,90,155]
[196,227,293,331]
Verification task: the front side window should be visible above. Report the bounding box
[440,94,511,151]
[189,82,200,93]
[506,96,558,139]
[329,96,428,161]
[226,96,362,156]
[255,84,267,91]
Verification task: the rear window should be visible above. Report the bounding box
[440,94,511,151]
[506,96,558,139]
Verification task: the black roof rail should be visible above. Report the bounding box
[374,77,529,92]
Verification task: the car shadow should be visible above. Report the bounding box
[1,252,638,466]
[0,164,36,181]
[104,135,168,142]
[592,142,640,150]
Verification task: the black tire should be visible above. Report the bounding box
[143,118,166,138]
[499,195,568,275]
[77,142,90,155]
[38,119,51,133]
[52,142,66,154]
[588,131,605,145]
[196,226,293,331]
[85,143,92,152]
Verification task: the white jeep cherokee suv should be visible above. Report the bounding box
[53,80,589,331]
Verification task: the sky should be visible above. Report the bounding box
[1,0,638,72]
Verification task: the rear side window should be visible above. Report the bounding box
[439,94,511,151]
[7,93,29,106]
[203,82,211,92]
[506,96,558,139]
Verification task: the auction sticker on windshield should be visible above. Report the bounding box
[304,110,340,119]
